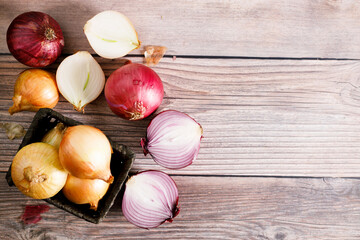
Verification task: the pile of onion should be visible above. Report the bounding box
[6,10,206,228]
[12,124,114,211]
[42,123,111,210]
[57,125,114,210]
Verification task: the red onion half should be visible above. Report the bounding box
[7,12,64,67]
[104,63,164,120]
[141,110,203,169]
[122,170,179,229]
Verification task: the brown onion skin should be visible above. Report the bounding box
[7,11,64,67]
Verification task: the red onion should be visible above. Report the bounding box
[122,170,179,229]
[141,110,203,169]
[7,11,64,67]
[104,63,164,120]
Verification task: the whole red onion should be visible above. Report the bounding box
[104,63,164,120]
[7,11,64,67]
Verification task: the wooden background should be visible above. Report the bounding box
[1,0,360,239]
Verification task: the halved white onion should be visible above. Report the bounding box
[56,51,105,112]
[84,10,140,59]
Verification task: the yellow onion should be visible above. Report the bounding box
[41,122,67,149]
[9,69,59,115]
[62,174,110,210]
[59,125,113,183]
[11,142,68,199]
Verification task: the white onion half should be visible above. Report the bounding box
[84,11,140,59]
[56,51,105,112]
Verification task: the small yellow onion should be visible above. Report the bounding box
[41,122,67,149]
[62,174,110,210]
[59,125,113,183]
[9,69,59,115]
[11,142,68,199]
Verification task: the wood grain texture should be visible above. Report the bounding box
[1,173,360,239]
[2,1,360,239]
[1,0,360,58]
[1,56,360,177]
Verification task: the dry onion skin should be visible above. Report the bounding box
[9,69,59,115]
[59,125,113,183]
[62,174,110,210]
[0,122,26,140]
[11,142,68,199]
[144,46,167,66]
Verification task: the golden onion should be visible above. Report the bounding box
[62,174,110,210]
[59,125,113,183]
[11,142,68,199]
[9,69,59,115]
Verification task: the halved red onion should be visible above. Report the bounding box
[122,170,179,229]
[141,110,203,169]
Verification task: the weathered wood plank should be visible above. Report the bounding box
[1,0,360,58]
[1,173,360,239]
[2,56,360,176]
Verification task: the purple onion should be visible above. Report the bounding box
[7,11,64,67]
[121,170,180,229]
[141,110,203,169]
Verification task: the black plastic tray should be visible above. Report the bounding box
[6,108,135,224]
